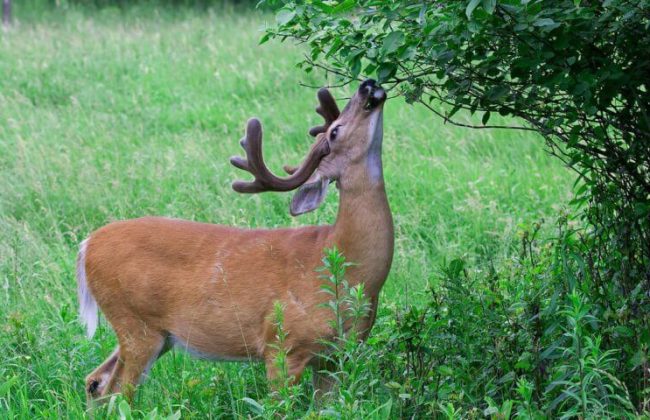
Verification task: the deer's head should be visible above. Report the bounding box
[231,79,387,216]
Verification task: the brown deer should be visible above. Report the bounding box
[78,79,394,402]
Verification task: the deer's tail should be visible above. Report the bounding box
[77,238,98,338]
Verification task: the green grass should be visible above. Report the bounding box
[0,3,574,417]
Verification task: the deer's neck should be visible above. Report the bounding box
[331,165,394,296]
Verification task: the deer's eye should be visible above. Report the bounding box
[330,125,341,141]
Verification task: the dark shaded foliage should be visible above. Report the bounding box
[370,218,646,416]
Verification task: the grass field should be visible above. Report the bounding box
[0,3,575,417]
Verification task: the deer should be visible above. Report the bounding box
[77,79,394,403]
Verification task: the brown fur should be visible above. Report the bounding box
[82,81,394,402]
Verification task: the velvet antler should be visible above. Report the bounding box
[308,88,341,137]
[230,118,330,193]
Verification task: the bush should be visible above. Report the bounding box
[374,217,646,417]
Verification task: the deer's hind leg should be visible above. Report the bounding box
[87,316,168,404]
[85,346,120,402]
[107,323,167,402]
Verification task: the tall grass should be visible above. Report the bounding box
[0,3,575,417]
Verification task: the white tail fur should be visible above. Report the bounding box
[77,239,98,338]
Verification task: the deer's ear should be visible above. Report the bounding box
[290,172,329,216]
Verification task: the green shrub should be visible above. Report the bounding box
[357,218,644,417]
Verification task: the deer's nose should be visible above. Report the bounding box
[359,79,377,96]
[359,79,386,109]
[360,79,377,93]
[359,79,384,98]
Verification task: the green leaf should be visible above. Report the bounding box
[482,110,491,125]
[515,352,532,371]
[312,1,334,13]
[448,104,462,119]
[368,400,392,418]
[332,0,356,14]
[448,258,465,278]
[326,37,344,58]
[630,350,647,369]
[118,400,132,420]
[533,18,557,28]
[276,9,296,25]
[466,0,481,19]
[382,31,405,54]
[377,62,397,82]
[488,85,509,101]
[398,46,416,60]
[166,411,182,420]
[0,375,18,396]
[259,32,271,45]
[613,325,634,337]
[350,55,362,78]
[242,397,264,414]
[482,0,496,14]
[385,381,401,389]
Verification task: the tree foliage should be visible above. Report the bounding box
[264,1,650,260]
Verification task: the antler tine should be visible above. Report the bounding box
[230,118,330,194]
[308,88,341,137]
